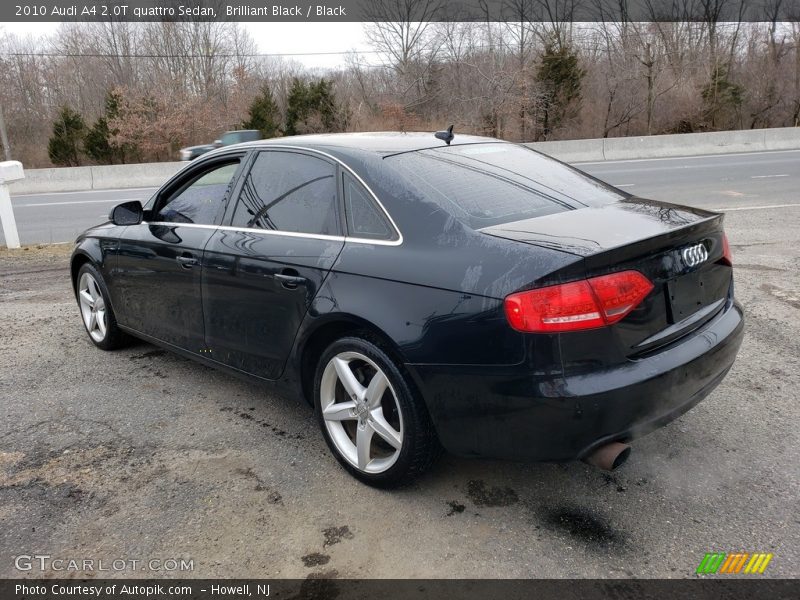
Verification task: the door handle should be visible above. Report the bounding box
[274,270,306,289]
[177,254,198,269]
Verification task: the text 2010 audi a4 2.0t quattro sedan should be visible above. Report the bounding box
[71,132,743,486]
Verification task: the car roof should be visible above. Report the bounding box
[225,131,508,156]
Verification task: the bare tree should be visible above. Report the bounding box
[499,1,537,140]
[364,0,444,74]
[363,0,445,112]
[793,21,800,125]
[4,12,799,168]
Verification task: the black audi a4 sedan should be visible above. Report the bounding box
[71,132,744,486]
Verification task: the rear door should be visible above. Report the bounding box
[202,149,345,379]
[115,155,244,351]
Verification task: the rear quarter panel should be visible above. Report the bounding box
[304,266,522,366]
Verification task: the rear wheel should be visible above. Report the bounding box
[314,336,440,487]
[76,263,130,350]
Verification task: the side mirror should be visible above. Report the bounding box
[110,200,144,226]
[213,139,223,148]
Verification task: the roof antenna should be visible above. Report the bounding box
[434,124,454,145]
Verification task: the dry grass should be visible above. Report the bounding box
[0,243,73,272]
[1,242,72,254]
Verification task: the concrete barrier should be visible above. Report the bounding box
[602,129,766,161]
[763,127,800,151]
[526,138,605,162]
[525,126,800,164]
[90,162,184,191]
[7,127,800,195]
[9,162,184,195]
[11,166,93,195]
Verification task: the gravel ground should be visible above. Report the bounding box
[0,207,798,580]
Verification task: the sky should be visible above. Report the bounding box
[7,22,375,69]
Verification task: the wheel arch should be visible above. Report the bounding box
[295,314,410,406]
[70,235,108,289]
[70,250,94,293]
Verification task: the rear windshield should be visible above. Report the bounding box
[386,144,625,229]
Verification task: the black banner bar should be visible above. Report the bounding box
[2,0,800,23]
[2,579,799,600]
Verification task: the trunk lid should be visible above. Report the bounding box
[482,198,733,358]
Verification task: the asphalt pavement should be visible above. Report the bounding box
[5,187,156,246]
[3,148,800,246]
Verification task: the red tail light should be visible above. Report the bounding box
[720,233,733,266]
[504,270,654,333]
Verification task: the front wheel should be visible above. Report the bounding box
[76,263,130,350]
[314,336,440,487]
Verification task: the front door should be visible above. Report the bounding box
[202,150,345,379]
[115,157,244,352]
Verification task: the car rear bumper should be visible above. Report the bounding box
[408,299,744,462]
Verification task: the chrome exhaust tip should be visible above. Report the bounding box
[582,442,631,471]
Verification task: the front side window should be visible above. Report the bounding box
[155,161,240,225]
[231,151,339,236]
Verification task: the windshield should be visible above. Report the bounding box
[387,144,625,229]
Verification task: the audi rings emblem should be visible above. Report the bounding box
[681,243,709,268]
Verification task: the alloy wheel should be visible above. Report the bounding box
[320,351,404,473]
[78,272,107,343]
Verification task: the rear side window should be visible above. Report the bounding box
[231,151,340,236]
[343,174,395,241]
[387,144,624,229]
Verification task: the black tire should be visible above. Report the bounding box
[75,263,131,351]
[313,334,441,488]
